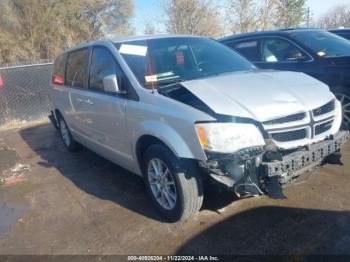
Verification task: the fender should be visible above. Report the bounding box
[133,120,206,161]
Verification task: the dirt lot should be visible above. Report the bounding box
[0,122,350,255]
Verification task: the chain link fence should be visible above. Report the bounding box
[0,60,53,129]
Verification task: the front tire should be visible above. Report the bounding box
[142,144,203,222]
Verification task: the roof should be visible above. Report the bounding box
[61,34,205,54]
[218,28,324,42]
[329,28,350,33]
[111,34,203,43]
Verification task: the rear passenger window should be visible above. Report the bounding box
[231,40,261,62]
[66,49,88,88]
[89,47,118,92]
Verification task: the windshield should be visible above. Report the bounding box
[115,37,255,88]
[292,31,350,58]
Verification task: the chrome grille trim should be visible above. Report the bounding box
[263,112,306,125]
[263,99,337,146]
[315,120,333,136]
[312,99,335,117]
[271,128,307,142]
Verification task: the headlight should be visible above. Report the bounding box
[195,122,265,153]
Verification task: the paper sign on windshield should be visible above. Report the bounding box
[119,44,147,56]
[145,75,157,83]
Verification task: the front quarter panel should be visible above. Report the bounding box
[126,92,215,174]
[136,120,201,159]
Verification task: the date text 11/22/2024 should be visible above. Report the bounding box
[127,256,220,261]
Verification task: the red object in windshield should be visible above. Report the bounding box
[0,75,3,89]
[53,75,64,85]
[176,51,184,65]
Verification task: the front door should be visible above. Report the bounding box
[80,46,131,163]
[254,37,313,72]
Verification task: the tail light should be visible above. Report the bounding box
[53,75,64,85]
[0,75,3,89]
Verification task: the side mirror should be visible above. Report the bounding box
[103,74,125,94]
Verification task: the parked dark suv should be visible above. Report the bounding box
[329,29,350,40]
[219,29,350,124]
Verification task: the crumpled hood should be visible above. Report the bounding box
[181,70,335,122]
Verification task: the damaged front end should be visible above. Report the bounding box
[159,80,348,199]
[200,130,349,199]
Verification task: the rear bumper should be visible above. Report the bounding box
[261,130,349,184]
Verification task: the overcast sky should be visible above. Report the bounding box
[133,0,350,34]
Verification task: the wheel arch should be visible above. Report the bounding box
[54,109,63,120]
[135,129,201,174]
[135,135,169,172]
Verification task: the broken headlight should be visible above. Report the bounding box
[195,123,265,153]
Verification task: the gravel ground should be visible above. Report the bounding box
[0,122,349,255]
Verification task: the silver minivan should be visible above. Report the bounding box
[50,35,348,221]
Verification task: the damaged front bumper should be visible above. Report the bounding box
[261,130,349,184]
[200,130,349,198]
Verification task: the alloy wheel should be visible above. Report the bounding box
[147,158,177,210]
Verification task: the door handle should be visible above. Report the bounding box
[76,98,83,103]
[85,99,94,105]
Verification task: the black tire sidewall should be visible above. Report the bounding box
[58,116,79,152]
[142,144,188,221]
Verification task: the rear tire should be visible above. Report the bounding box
[142,144,203,222]
[58,116,80,152]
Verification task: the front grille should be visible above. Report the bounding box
[271,128,307,142]
[315,120,333,135]
[313,100,335,117]
[263,112,306,125]
[264,99,336,145]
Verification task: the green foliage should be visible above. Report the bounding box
[0,0,134,63]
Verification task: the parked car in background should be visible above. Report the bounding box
[49,35,348,221]
[329,29,350,41]
[219,29,350,125]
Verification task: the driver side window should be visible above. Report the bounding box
[261,38,307,62]
[89,47,120,92]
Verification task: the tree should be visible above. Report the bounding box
[275,0,307,28]
[143,19,156,35]
[226,0,278,34]
[318,5,350,29]
[258,0,278,30]
[84,0,134,37]
[226,0,259,33]
[163,0,223,38]
[0,0,134,63]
